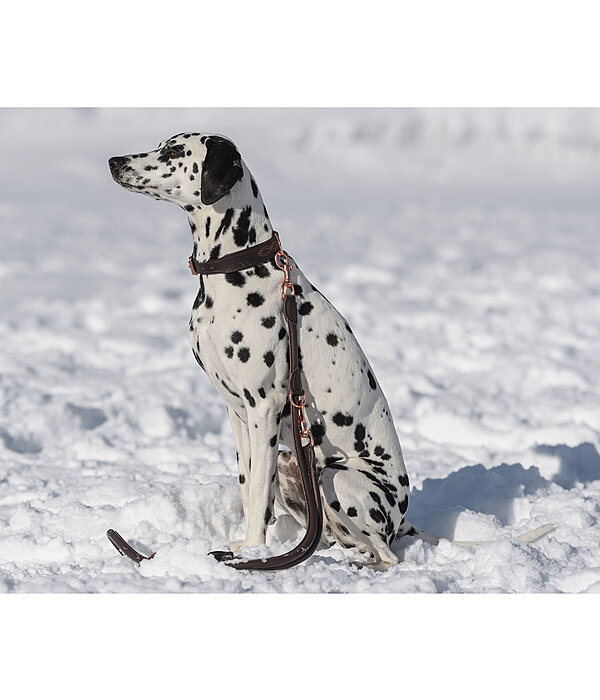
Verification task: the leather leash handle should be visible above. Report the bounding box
[213,241,324,570]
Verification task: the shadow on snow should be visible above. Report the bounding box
[403,441,600,541]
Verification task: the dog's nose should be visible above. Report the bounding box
[108,156,128,173]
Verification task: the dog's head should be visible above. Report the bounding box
[108,133,244,208]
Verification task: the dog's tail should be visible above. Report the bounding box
[397,520,555,549]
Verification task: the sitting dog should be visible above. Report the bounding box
[109,133,420,569]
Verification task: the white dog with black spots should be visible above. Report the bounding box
[109,132,433,570]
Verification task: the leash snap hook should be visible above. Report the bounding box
[275,251,295,299]
[300,421,314,446]
[290,392,314,446]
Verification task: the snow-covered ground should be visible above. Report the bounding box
[1,108,599,593]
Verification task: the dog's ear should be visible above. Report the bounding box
[201,137,243,205]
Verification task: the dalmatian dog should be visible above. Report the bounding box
[108,132,428,570]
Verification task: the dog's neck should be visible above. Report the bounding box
[186,198,274,265]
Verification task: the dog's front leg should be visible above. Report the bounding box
[242,405,281,548]
[228,407,251,519]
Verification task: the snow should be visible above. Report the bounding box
[1,108,600,592]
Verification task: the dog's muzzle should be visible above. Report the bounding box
[108,156,128,182]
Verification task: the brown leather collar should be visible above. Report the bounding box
[189,232,280,276]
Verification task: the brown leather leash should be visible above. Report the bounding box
[107,232,323,571]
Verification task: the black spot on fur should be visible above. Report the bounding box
[258,387,266,399]
[185,204,195,211]
[398,495,408,514]
[238,347,250,363]
[231,331,243,344]
[254,264,270,278]
[330,500,341,512]
[209,244,221,260]
[251,178,258,197]
[232,207,252,248]
[367,370,377,390]
[385,491,396,507]
[278,327,286,340]
[214,209,234,241]
[298,301,313,316]
[269,434,278,447]
[326,333,339,347]
[369,508,385,524]
[398,474,409,487]
[364,459,384,468]
[247,292,265,308]
[224,346,234,358]
[205,295,214,309]
[354,423,366,451]
[311,422,325,446]
[239,473,245,485]
[225,271,245,287]
[263,351,274,367]
[243,389,256,408]
[332,412,354,427]
[347,506,357,517]
[261,316,276,328]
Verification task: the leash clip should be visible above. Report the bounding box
[188,256,198,275]
[290,392,314,446]
[300,420,314,446]
[275,251,295,299]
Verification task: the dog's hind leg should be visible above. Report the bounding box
[320,465,400,569]
[275,452,406,568]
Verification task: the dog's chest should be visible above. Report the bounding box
[187,265,287,409]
